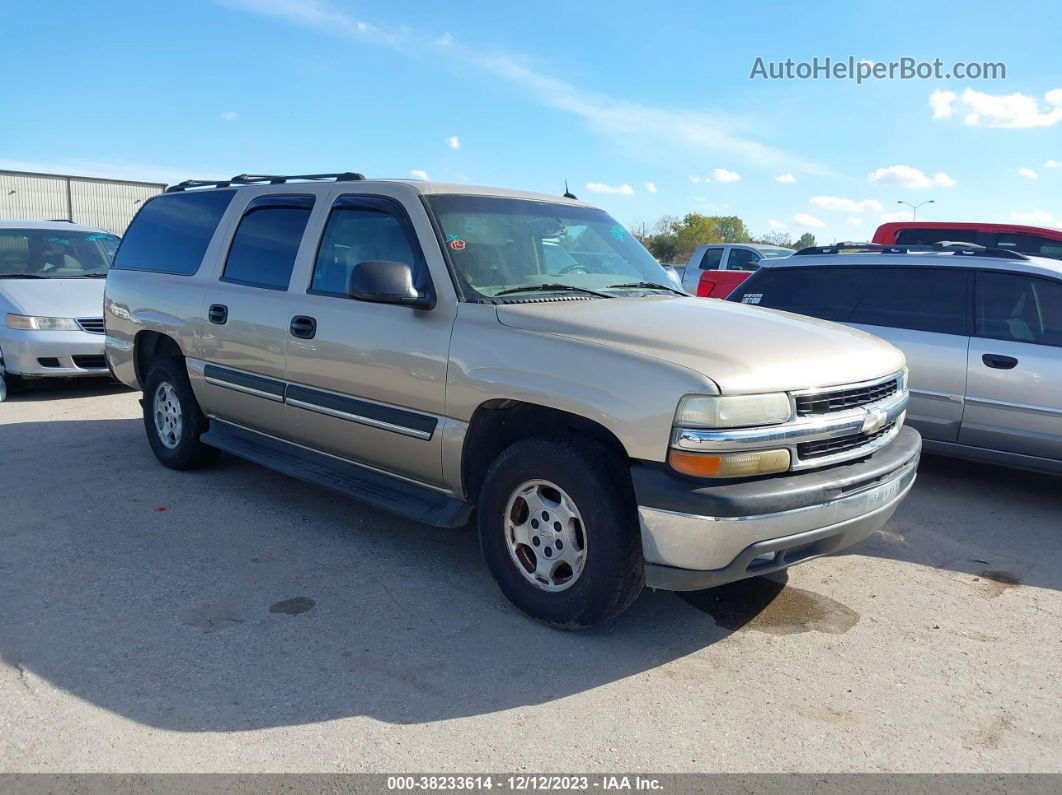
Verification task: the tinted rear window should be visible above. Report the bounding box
[731,267,875,321]
[733,265,969,335]
[113,190,235,275]
[895,228,980,246]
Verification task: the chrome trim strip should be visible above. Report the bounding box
[204,375,284,402]
[911,388,964,404]
[790,369,905,398]
[673,390,909,452]
[286,397,432,440]
[208,417,454,495]
[964,396,1062,418]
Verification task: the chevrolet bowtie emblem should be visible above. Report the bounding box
[862,407,888,434]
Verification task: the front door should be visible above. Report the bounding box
[281,194,455,487]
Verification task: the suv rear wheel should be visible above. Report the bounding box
[477,435,644,628]
[142,357,219,470]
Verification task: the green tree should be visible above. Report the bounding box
[645,234,679,263]
[671,213,752,260]
[794,232,817,250]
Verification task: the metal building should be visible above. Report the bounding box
[0,170,165,235]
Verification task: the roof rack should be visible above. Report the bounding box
[165,172,366,193]
[793,241,1030,261]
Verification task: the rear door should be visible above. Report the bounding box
[197,193,315,437]
[960,270,1062,461]
[681,245,723,292]
[844,267,971,442]
[280,192,454,487]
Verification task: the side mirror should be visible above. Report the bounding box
[347,260,434,309]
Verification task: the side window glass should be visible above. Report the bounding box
[311,202,419,297]
[848,268,967,334]
[727,249,760,271]
[895,228,980,246]
[221,195,314,290]
[699,247,723,269]
[113,189,235,275]
[731,267,874,321]
[975,271,1062,347]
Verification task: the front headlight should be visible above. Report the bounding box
[675,393,792,428]
[4,314,79,331]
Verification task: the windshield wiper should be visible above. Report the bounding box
[0,274,47,279]
[495,283,614,299]
[605,281,686,295]
[78,273,109,278]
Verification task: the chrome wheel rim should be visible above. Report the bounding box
[504,479,587,592]
[153,382,183,449]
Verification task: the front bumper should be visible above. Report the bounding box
[634,426,921,591]
[0,327,108,377]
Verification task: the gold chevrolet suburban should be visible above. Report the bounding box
[104,173,920,627]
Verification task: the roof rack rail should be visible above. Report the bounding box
[166,172,366,193]
[793,241,1030,261]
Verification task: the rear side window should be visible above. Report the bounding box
[848,267,968,335]
[730,267,875,321]
[990,233,1062,261]
[222,195,314,290]
[113,190,234,275]
[726,248,760,271]
[310,197,424,298]
[975,271,1062,347]
[699,247,723,269]
[895,227,980,246]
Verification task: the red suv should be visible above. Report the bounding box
[873,222,1062,260]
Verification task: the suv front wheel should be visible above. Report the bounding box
[142,357,220,470]
[477,435,644,628]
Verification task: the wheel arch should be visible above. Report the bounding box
[133,330,184,387]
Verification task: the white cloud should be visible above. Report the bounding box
[712,168,741,183]
[1045,160,1062,168]
[847,217,864,225]
[585,182,634,195]
[1018,167,1038,179]
[767,219,787,230]
[810,195,884,213]
[868,165,956,189]
[409,169,429,179]
[219,111,238,121]
[689,175,709,184]
[931,87,1062,128]
[446,135,460,149]
[929,90,956,120]
[879,211,910,223]
[644,182,657,193]
[793,213,825,228]
[774,173,796,183]
[223,0,827,174]
[1010,209,1058,226]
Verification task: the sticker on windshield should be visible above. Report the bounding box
[449,238,467,251]
[740,293,763,304]
[610,224,625,241]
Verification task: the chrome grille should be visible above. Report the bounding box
[795,378,898,415]
[798,422,896,460]
[76,317,105,334]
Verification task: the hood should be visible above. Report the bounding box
[497,296,906,394]
[0,278,106,319]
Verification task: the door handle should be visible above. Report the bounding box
[208,304,228,325]
[982,353,1018,370]
[290,315,317,339]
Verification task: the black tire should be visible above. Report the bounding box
[477,435,644,628]
[0,372,25,400]
[142,356,220,470]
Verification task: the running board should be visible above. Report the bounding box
[201,421,471,528]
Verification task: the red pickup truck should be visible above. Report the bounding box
[873,221,1062,260]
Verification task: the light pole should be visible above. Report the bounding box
[897,199,934,221]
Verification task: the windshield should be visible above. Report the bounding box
[758,247,794,258]
[0,228,120,278]
[427,195,676,299]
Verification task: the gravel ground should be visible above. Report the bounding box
[1,379,1059,773]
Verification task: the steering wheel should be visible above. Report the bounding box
[558,263,589,275]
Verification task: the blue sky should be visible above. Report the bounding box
[3,0,1061,245]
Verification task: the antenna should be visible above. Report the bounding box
[563,180,578,200]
